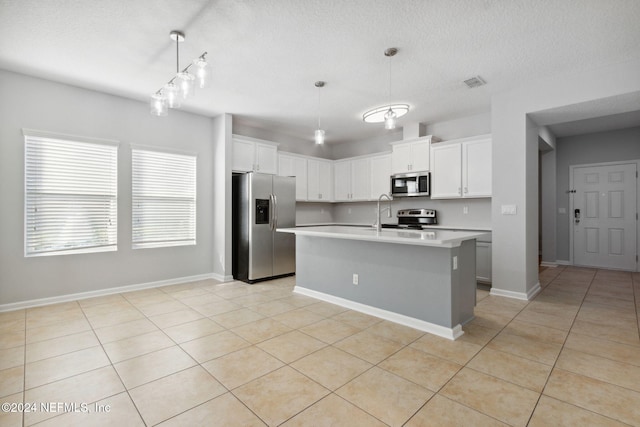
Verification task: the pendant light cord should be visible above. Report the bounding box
[317,86,321,129]
[388,54,392,106]
[176,36,180,73]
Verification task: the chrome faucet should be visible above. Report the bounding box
[376,193,393,232]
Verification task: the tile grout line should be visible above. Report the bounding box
[409,274,546,426]
[523,266,595,426]
[525,268,639,426]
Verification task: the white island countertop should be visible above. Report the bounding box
[278,225,489,248]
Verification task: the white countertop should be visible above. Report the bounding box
[279,225,490,248]
[297,223,492,232]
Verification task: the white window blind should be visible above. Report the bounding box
[24,135,118,256]
[132,148,196,249]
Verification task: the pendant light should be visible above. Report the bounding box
[362,47,409,128]
[314,81,325,145]
[150,92,168,116]
[150,30,209,116]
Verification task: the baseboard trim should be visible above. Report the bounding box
[293,286,464,341]
[211,272,234,282]
[0,273,219,312]
[539,262,558,268]
[555,260,571,266]
[490,282,541,301]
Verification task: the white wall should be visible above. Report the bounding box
[555,126,640,261]
[0,70,217,305]
[233,121,333,159]
[492,57,640,298]
[212,114,233,280]
[329,131,401,159]
[425,112,492,141]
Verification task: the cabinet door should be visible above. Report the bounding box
[370,154,392,199]
[279,154,307,201]
[476,242,492,283]
[232,138,255,172]
[463,138,492,198]
[351,158,371,200]
[308,159,331,201]
[292,157,308,201]
[317,160,333,201]
[411,140,430,172]
[255,143,278,174]
[430,143,462,199]
[278,154,294,177]
[391,143,412,174]
[333,161,351,201]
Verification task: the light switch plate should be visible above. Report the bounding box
[501,205,517,215]
[558,207,566,214]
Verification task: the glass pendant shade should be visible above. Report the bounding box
[315,129,325,145]
[384,108,397,130]
[163,82,181,108]
[150,93,168,116]
[193,57,210,88]
[176,72,195,99]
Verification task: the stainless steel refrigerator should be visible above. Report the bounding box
[232,172,296,283]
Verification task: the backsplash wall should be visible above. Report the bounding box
[302,198,491,229]
[295,202,334,225]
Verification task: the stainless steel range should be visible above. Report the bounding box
[382,208,437,229]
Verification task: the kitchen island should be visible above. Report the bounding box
[278,226,489,340]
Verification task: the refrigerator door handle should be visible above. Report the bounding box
[272,194,278,230]
[269,194,274,231]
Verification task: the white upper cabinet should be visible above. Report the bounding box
[307,158,333,201]
[232,135,278,174]
[390,136,434,174]
[370,154,391,199]
[430,143,462,198]
[333,160,351,201]
[430,134,492,199]
[278,153,308,201]
[463,136,492,197]
[333,158,372,202]
[351,158,371,200]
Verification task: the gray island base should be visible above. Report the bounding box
[279,226,486,340]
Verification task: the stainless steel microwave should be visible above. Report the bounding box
[390,171,430,197]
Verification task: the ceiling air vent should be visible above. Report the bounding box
[463,76,486,88]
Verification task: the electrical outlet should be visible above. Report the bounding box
[352,273,359,285]
[463,206,468,214]
[453,256,458,270]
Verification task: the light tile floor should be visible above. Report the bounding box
[1,267,639,426]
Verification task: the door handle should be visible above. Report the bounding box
[269,194,275,231]
[574,208,581,224]
[273,194,278,230]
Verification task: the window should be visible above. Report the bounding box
[132,148,196,249]
[24,132,118,256]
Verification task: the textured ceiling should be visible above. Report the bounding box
[1,0,639,143]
